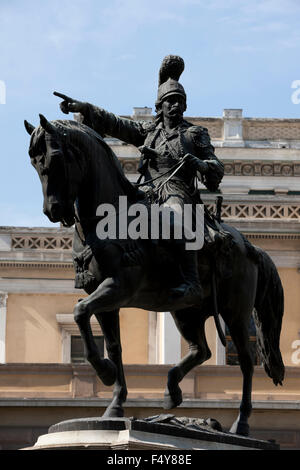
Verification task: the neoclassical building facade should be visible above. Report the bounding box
[1,108,300,449]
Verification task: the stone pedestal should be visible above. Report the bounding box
[24,416,279,451]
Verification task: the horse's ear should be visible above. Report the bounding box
[24,120,35,135]
[39,114,56,134]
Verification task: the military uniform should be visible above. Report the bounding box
[58,54,225,304]
[80,105,224,207]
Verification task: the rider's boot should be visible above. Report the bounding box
[170,247,203,304]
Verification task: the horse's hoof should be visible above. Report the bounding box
[236,422,250,436]
[99,359,117,386]
[229,419,250,436]
[163,388,182,410]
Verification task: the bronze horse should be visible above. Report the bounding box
[24,116,285,436]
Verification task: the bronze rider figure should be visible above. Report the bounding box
[55,55,224,305]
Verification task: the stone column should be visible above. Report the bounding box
[216,316,226,365]
[157,312,181,364]
[0,292,8,363]
[148,311,158,363]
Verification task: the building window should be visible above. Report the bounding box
[225,317,260,366]
[71,335,104,364]
[56,314,105,363]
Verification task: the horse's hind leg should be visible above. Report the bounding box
[226,314,254,436]
[164,308,211,409]
[95,310,127,418]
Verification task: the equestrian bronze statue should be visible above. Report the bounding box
[24,55,284,437]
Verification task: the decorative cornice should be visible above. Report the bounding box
[2,231,300,263]
[1,202,299,255]
[119,157,300,179]
[223,161,300,177]
[205,202,300,220]
[11,235,72,250]
[119,157,300,177]
[243,233,300,240]
[0,278,80,294]
[0,261,73,269]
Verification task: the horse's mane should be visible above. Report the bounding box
[30,119,138,201]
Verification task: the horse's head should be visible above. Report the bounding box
[25,114,138,229]
[24,115,82,227]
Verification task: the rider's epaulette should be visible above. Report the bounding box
[141,121,157,134]
[186,125,211,148]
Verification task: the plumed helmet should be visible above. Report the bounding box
[156,55,186,108]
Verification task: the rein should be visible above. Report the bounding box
[73,151,191,243]
[134,154,188,189]
[46,128,85,230]
[59,134,78,228]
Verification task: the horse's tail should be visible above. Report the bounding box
[253,247,285,386]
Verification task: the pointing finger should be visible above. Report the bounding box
[53,91,74,102]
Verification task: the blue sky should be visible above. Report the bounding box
[1,0,300,226]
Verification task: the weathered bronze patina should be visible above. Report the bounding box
[24,55,284,436]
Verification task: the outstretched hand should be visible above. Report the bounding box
[53,91,87,115]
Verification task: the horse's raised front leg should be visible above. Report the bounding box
[164,308,211,409]
[227,316,254,437]
[95,310,127,418]
[74,301,117,387]
[74,264,135,383]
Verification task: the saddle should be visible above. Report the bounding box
[72,194,234,290]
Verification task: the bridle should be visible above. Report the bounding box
[44,129,79,227]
